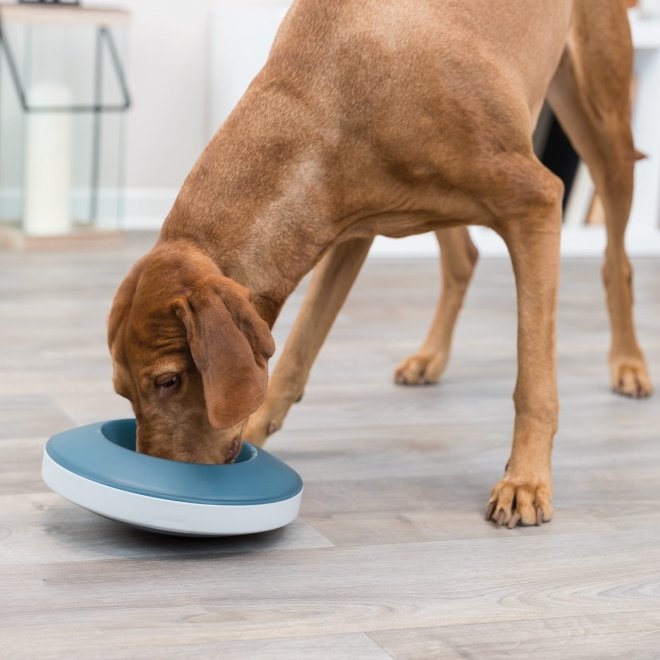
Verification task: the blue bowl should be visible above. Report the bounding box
[42,419,303,536]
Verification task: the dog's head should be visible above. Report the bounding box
[108,242,275,463]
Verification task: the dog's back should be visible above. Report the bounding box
[264,0,573,122]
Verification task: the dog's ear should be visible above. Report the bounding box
[108,258,145,349]
[174,276,275,429]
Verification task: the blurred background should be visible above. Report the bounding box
[0,0,659,255]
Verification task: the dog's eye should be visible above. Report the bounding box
[155,374,181,398]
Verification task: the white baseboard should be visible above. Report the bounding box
[0,186,178,232]
[371,226,660,258]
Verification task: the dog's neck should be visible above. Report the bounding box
[160,82,345,326]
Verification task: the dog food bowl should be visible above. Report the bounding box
[41,419,303,536]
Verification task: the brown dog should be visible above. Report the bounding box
[109,0,652,527]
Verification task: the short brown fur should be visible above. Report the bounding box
[108,0,650,526]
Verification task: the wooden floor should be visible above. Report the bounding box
[2,233,660,659]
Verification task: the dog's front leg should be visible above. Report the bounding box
[245,237,373,446]
[486,168,563,528]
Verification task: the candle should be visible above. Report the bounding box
[23,83,73,236]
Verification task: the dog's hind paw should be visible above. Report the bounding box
[485,477,553,529]
[610,356,652,399]
[394,351,448,386]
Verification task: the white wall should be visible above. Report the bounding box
[97,0,223,190]
[78,0,213,230]
[92,0,292,226]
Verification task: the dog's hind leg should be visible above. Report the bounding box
[547,0,652,397]
[394,226,478,385]
[244,237,373,446]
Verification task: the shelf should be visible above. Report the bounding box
[0,3,129,27]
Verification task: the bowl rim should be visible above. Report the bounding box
[44,419,303,506]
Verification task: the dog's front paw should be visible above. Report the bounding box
[244,409,281,447]
[244,390,302,446]
[610,355,652,398]
[394,351,448,386]
[485,474,553,528]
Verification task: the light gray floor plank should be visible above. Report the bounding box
[2,531,660,653]
[6,631,391,660]
[1,234,659,658]
[0,492,333,567]
[370,612,660,660]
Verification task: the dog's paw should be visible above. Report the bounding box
[610,355,652,398]
[394,351,448,386]
[485,476,553,528]
[244,390,303,446]
[244,410,281,447]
